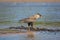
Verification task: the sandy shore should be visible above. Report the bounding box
[0,31,35,36]
[0,32,28,36]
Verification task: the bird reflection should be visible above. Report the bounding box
[27,32,34,40]
[26,31,35,40]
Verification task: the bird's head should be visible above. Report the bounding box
[35,13,42,19]
[37,13,42,17]
[33,13,42,19]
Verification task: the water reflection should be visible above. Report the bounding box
[27,36,34,40]
[26,31,35,40]
[0,31,60,40]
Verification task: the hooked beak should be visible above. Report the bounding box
[39,14,42,18]
[40,15,42,18]
[37,13,42,18]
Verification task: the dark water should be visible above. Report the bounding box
[0,31,60,40]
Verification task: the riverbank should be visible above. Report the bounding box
[0,30,35,36]
[0,27,60,36]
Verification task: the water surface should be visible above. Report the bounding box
[0,31,60,40]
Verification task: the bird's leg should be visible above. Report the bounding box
[31,22,36,30]
[28,23,31,31]
[31,22,33,29]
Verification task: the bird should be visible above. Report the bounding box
[20,13,42,30]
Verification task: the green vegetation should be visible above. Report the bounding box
[35,21,60,26]
[0,29,20,33]
[0,21,12,24]
[35,21,45,25]
[0,21,60,27]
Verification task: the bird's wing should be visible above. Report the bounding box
[20,18,30,22]
[20,17,36,23]
[20,15,39,23]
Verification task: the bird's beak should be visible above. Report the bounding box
[40,15,42,18]
[39,15,42,18]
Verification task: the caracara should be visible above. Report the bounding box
[20,13,42,28]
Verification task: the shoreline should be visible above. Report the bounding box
[0,32,30,36]
[0,28,60,36]
[0,31,35,36]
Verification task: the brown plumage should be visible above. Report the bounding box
[20,13,42,28]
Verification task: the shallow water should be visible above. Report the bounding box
[0,31,60,40]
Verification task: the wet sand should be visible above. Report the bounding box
[0,31,35,36]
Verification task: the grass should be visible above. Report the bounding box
[0,21,60,27]
[0,29,20,33]
[0,21,12,24]
[35,21,60,26]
